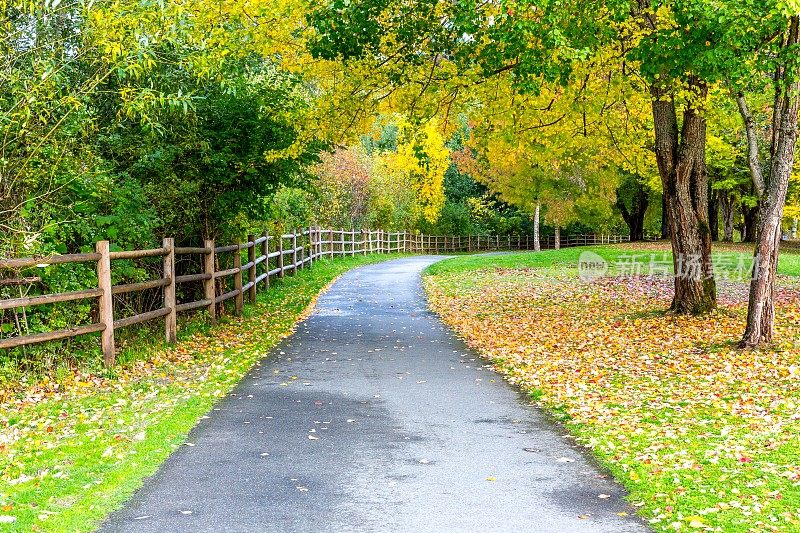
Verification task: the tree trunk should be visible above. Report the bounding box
[740,16,800,347]
[719,192,735,242]
[792,217,798,239]
[554,226,560,250]
[615,177,649,241]
[660,193,669,239]
[651,83,716,314]
[742,203,759,242]
[533,202,541,251]
[708,186,719,242]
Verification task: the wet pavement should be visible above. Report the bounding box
[100,256,649,533]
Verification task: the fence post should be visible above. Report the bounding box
[362,229,368,256]
[347,228,352,257]
[247,234,257,304]
[203,239,217,324]
[310,227,315,261]
[262,231,270,290]
[299,228,305,271]
[278,234,285,278]
[307,229,313,267]
[163,237,177,344]
[306,228,311,264]
[96,240,115,367]
[292,230,298,274]
[315,227,320,263]
[234,242,244,315]
[329,229,334,258]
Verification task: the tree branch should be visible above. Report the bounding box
[734,92,766,197]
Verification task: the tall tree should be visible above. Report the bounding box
[727,8,800,346]
[308,0,719,313]
[616,173,651,241]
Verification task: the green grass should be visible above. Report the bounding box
[426,240,800,278]
[0,254,401,532]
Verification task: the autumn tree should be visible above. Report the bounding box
[722,5,800,346]
[308,0,718,313]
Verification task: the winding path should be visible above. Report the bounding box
[101,256,649,533]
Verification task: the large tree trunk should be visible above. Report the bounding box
[708,186,719,242]
[651,83,716,314]
[742,203,759,242]
[554,225,560,250]
[533,202,541,251]
[719,192,735,242]
[660,193,669,239]
[616,177,649,241]
[740,16,800,347]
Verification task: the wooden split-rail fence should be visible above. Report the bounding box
[0,229,630,365]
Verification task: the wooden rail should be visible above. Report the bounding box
[0,228,630,365]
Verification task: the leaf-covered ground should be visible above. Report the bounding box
[424,243,800,533]
[0,255,398,532]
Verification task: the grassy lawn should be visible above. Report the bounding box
[0,254,399,532]
[424,241,800,532]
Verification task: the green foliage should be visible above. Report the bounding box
[270,186,313,234]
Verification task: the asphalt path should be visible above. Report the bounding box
[100,256,649,533]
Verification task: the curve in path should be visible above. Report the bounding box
[101,256,649,533]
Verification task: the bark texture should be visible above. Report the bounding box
[533,202,541,252]
[741,202,759,243]
[651,82,716,314]
[740,16,800,347]
[719,192,736,242]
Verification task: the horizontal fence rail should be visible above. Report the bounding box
[0,229,631,365]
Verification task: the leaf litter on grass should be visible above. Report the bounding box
[425,264,800,533]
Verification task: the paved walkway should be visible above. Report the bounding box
[101,257,649,533]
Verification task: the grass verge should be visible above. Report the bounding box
[424,243,800,532]
[0,254,400,532]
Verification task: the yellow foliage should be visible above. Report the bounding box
[379,120,449,224]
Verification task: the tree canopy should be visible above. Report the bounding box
[2,0,800,345]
